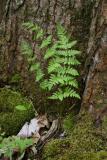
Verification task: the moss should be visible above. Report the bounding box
[69,114,103,153]
[0,88,34,136]
[10,73,21,84]
[42,114,107,160]
[63,113,75,135]
[68,151,107,160]
[42,138,70,160]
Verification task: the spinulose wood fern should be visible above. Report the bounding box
[21,22,81,101]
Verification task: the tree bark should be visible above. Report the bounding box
[82,0,107,117]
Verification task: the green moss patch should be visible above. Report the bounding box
[42,114,107,160]
[0,88,34,136]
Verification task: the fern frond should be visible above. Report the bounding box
[56,42,78,50]
[21,23,81,102]
[64,87,80,99]
[40,35,52,48]
[36,28,44,39]
[48,74,75,90]
[61,75,73,83]
[63,58,81,65]
[49,89,64,101]
[23,22,44,39]
[49,57,80,65]
[22,22,35,30]
[48,61,61,73]
[49,87,80,101]
[56,66,79,76]
[49,74,64,85]
[67,79,78,88]
[30,63,40,72]
[56,24,69,43]
[57,36,69,44]
[21,41,33,56]
[66,67,79,76]
[35,68,44,82]
[65,41,77,48]
[40,80,49,90]
[44,47,56,59]
[48,74,65,90]
[48,57,61,64]
[57,50,80,57]
[57,23,66,35]
[69,91,80,99]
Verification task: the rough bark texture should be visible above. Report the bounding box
[82,0,107,118]
[1,0,106,115]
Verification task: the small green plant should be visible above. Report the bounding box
[21,22,81,101]
[15,103,32,111]
[0,136,33,159]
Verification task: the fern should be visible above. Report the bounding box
[0,136,33,159]
[57,50,80,56]
[21,41,33,56]
[49,88,80,101]
[30,63,40,72]
[21,22,81,101]
[35,68,44,82]
[40,35,52,48]
[44,47,56,59]
[45,24,81,100]
[40,80,49,90]
[48,61,61,73]
[22,22,44,39]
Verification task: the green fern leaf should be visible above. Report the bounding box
[40,35,52,48]
[63,58,81,65]
[49,89,64,101]
[68,80,78,88]
[30,63,40,72]
[22,22,34,30]
[56,66,79,76]
[40,80,49,89]
[69,90,80,99]
[66,41,77,48]
[66,68,79,76]
[64,87,80,99]
[35,69,44,82]
[23,22,40,33]
[56,42,76,49]
[49,57,80,66]
[48,74,65,90]
[56,24,68,43]
[57,23,66,35]
[50,74,65,84]
[67,49,80,56]
[21,41,33,56]
[44,48,56,59]
[36,28,44,39]
[48,62,61,73]
[48,74,75,90]
[57,50,80,57]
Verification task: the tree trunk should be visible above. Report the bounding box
[81,0,107,118]
[0,0,106,115]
